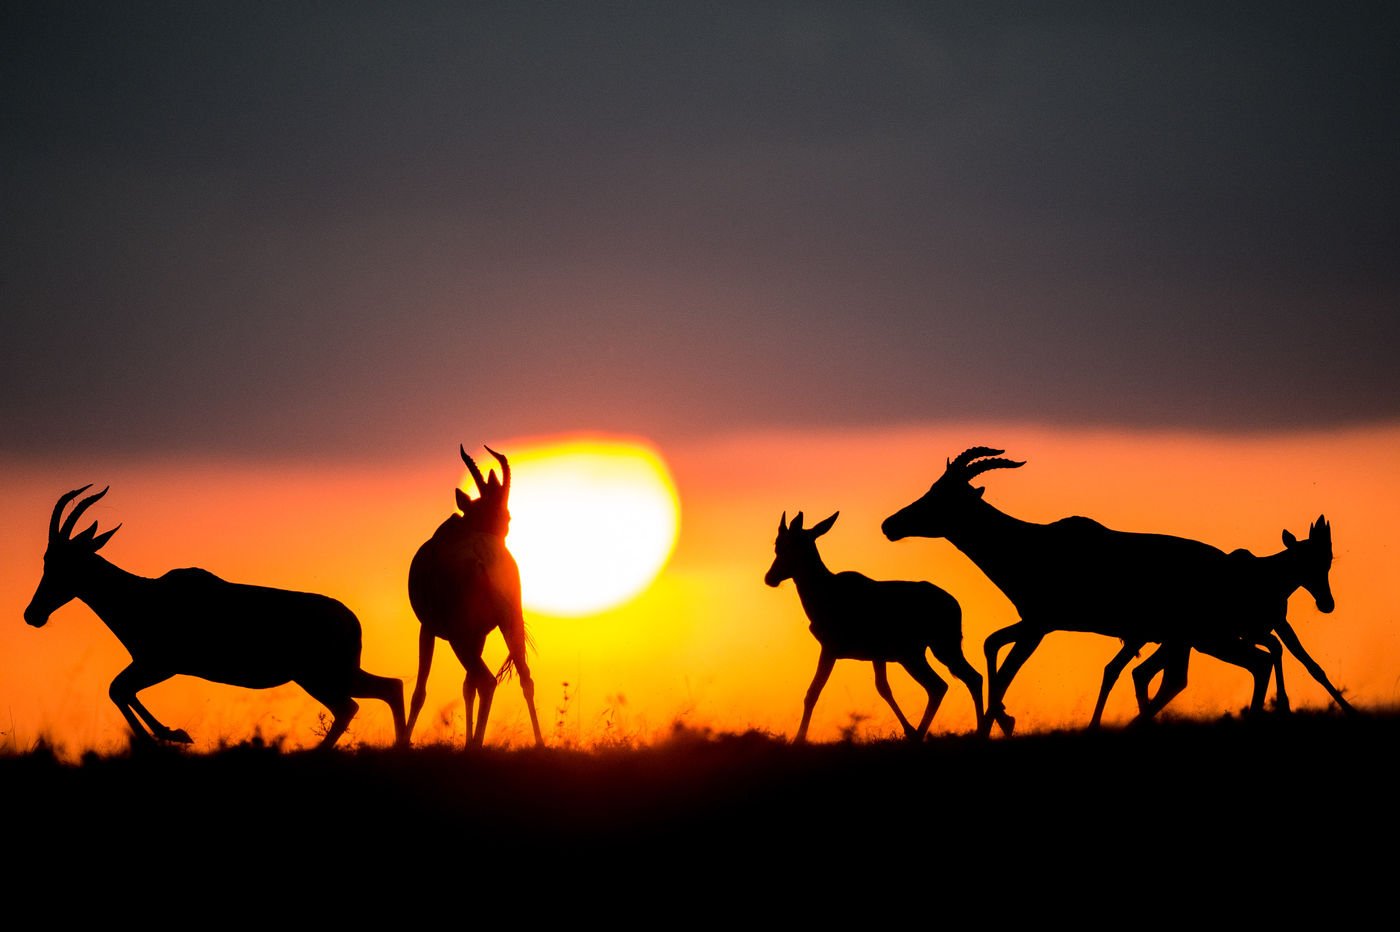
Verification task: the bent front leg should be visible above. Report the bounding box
[795,650,835,743]
[1131,643,1179,715]
[1133,643,1191,722]
[983,621,1044,736]
[109,664,188,744]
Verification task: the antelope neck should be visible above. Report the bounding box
[941,501,1034,580]
[1252,548,1306,599]
[788,548,833,583]
[68,554,149,645]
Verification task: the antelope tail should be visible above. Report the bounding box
[495,620,537,683]
[495,654,516,683]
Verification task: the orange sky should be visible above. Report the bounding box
[3,422,1397,754]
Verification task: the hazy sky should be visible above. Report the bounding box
[5,4,1397,459]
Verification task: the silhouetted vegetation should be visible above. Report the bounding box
[7,710,1394,913]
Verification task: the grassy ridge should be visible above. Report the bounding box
[5,711,1394,914]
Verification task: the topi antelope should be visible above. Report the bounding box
[765,511,984,742]
[406,445,544,747]
[1105,516,1355,722]
[24,486,407,748]
[883,447,1281,736]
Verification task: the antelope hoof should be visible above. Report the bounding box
[161,727,193,744]
[995,711,1016,735]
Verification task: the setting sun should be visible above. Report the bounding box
[463,438,680,617]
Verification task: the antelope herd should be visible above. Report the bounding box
[24,445,1357,749]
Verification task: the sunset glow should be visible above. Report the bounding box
[5,8,1395,759]
[475,439,680,617]
[0,423,1396,753]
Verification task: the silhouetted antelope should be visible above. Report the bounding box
[765,511,984,742]
[24,486,407,748]
[407,445,544,747]
[882,448,1277,736]
[1110,516,1355,721]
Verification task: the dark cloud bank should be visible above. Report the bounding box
[4,4,1397,459]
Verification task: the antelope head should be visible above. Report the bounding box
[456,444,512,537]
[764,511,838,587]
[25,485,121,627]
[882,447,1025,541]
[1283,515,1334,613]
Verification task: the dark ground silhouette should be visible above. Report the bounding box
[5,711,1393,918]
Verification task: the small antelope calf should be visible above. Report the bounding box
[765,511,984,742]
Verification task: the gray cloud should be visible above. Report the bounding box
[4,4,1397,458]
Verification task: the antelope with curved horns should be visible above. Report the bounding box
[883,448,1283,735]
[24,486,408,748]
[406,445,544,747]
[1098,515,1355,723]
[766,511,984,742]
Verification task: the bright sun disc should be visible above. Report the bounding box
[462,438,680,617]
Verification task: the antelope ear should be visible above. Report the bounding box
[811,512,838,538]
[778,512,788,534]
[791,512,805,531]
[1282,530,1298,548]
[91,524,120,550]
[455,488,473,513]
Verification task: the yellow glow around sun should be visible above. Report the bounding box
[461,438,680,617]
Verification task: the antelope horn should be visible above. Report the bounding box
[90,524,121,551]
[949,447,1006,472]
[965,457,1026,480]
[484,445,510,496]
[50,485,92,541]
[460,444,488,494]
[59,486,109,541]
